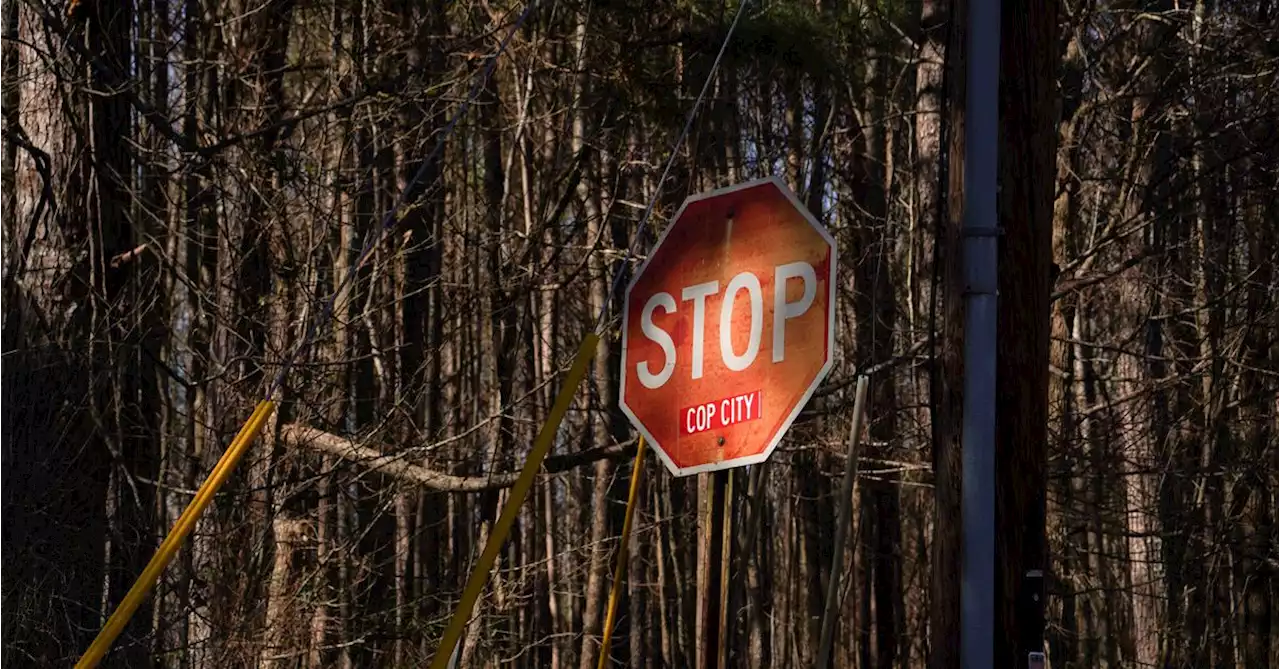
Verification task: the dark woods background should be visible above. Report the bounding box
[2,0,1275,667]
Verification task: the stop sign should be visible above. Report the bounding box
[619,176,837,477]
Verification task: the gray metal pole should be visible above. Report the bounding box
[962,0,1000,666]
[814,375,870,669]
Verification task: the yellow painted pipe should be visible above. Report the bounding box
[595,435,647,669]
[75,399,278,669]
[428,333,600,669]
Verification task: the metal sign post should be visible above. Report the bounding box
[961,0,1001,667]
[620,176,838,668]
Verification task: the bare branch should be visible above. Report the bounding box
[280,423,634,492]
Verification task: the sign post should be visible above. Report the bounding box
[697,469,732,669]
[620,176,837,665]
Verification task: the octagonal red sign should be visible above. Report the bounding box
[619,176,837,477]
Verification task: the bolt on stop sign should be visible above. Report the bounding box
[620,176,837,477]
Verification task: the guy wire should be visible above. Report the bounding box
[591,0,754,335]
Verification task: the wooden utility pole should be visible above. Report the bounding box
[960,0,1000,665]
[994,0,1058,666]
[622,177,836,669]
[697,470,732,669]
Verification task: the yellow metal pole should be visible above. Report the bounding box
[75,399,278,669]
[428,334,600,669]
[595,435,647,669]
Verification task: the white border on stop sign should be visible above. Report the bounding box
[618,174,839,478]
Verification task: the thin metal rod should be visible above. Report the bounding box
[427,334,600,669]
[814,374,870,669]
[75,400,278,669]
[596,436,648,669]
[961,0,1000,666]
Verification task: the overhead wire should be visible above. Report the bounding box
[81,0,755,662]
[591,0,753,334]
[591,3,753,667]
[427,2,756,664]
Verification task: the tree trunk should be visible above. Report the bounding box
[395,0,448,660]
[1047,27,1085,668]
[262,518,307,666]
[930,0,966,665]
[1238,148,1277,667]
[574,13,627,668]
[994,0,1058,666]
[85,0,157,664]
[1,0,16,233]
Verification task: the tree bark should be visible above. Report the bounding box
[930,1,966,666]
[994,0,1058,666]
[397,0,450,657]
[85,0,157,664]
